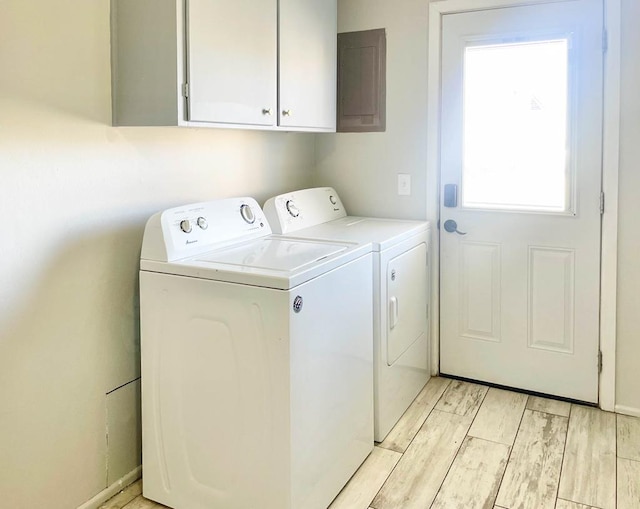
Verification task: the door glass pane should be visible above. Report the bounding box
[462,39,569,212]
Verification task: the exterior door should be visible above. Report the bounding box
[439,0,603,402]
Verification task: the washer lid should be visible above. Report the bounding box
[196,238,347,271]
[140,237,370,290]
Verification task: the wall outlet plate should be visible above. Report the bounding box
[398,173,411,196]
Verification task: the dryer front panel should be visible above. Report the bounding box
[386,243,428,366]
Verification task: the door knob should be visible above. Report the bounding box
[443,219,467,235]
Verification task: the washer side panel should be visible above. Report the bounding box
[140,271,291,509]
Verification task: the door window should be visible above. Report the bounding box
[462,38,571,212]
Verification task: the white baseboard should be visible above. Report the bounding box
[77,466,142,509]
[615,404,640,418]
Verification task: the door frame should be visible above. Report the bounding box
[426,0,621,411]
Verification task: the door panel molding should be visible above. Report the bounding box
[459,241,502,342]
[427,0,620,411]
[527,246,575,354]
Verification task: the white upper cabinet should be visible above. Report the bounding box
[111,0,336,132]
[186,0,277,126]
[279,0,337,130]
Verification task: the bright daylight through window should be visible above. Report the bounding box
[462,39,570,212]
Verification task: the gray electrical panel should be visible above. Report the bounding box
[337,28,386,132]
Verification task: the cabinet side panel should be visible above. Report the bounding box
[111,0,180,126]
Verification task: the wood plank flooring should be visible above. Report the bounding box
[101,377,640,509]
[558,405,617,509]
[495,409,568,509]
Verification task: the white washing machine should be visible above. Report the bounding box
[264,187,430,442]
[139,197,374,509]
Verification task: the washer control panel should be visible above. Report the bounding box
[285,200,300,218]
[141,197,271,262]
[196,217,208,230]
[180,219,192,233]
[263,187,346,234]
[240,203,256,224]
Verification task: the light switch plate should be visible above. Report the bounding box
[398,173,411,196]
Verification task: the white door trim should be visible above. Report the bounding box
[426,0,621,411]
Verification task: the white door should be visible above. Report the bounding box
[186,0,277,126]
[439,0,603,402]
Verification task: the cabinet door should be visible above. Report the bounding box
[279,0,337,130]
[186,0,277,126]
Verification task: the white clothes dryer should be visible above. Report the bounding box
[264,187,431,442]
[139,197,374,509]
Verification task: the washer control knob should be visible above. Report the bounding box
[286,200,300,218]
[329,195,337,205]
[240,204,256,224]
[180,219,192,233]
[197,217,208,230]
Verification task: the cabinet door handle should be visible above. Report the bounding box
[282,109,292,116]
[262,108,272,116]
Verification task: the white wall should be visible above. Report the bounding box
[0,1,314,508]
[615,0,640,414]
[315,0,430,220]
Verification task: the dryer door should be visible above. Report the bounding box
[387,243,428,365]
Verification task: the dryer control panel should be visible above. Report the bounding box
[263,187,347,234]
[141,197,271,262]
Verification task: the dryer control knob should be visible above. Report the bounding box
[180,219,192,233]
[286,200,300,218]
[329,195,337,205]
[240,204,256,224]
[197,217,208,230]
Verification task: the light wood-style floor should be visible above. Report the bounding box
[101,377,640,509]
